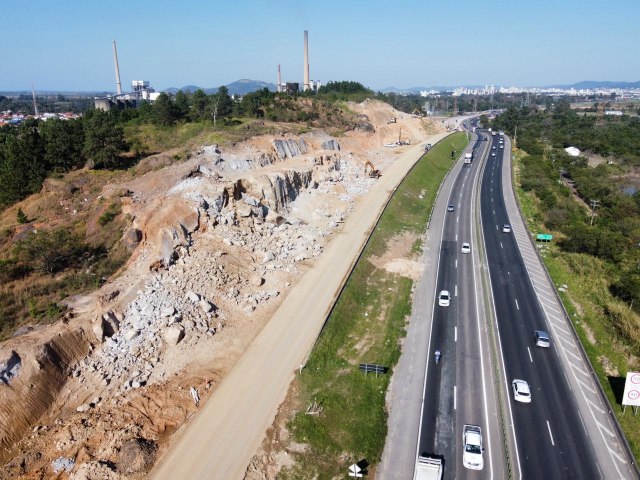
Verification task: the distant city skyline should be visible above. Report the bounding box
[1,0,639,92]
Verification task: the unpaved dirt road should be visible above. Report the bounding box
[151,132,452,480]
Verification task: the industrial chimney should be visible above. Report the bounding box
[112,40,122,95]
[303,31,310,92]
[277,64,282,93]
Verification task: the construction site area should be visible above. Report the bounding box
[0,99,457,479]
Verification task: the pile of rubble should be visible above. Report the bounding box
[73,136,376,397]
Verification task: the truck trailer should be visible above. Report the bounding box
[464,152,472,164]
[414,456,443,480]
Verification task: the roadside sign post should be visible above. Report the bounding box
[348,464,363,477]
[621,371,640,415]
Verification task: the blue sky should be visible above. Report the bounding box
[1,0,639,92]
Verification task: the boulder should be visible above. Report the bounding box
[124,330,140,341]
[123,228,142,250]
[76,403,91,413]
[161,306,176,317]
[116,438,157,475]
[200,299,214,313]
[186,291,200,302]
[163,325,185,346]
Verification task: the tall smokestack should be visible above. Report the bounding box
[277,64,282,93]
[31,83,38,116]
[303,31,310,92]
[112,40,122,95]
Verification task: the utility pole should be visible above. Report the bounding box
[589,199,600,226]
[514,125,518,145]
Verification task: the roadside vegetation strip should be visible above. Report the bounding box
[280,133,468,479]
[511,149,640,464]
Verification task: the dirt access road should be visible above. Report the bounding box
[151,131,453,480]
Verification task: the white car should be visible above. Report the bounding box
[491,152,496,157]
[500,145,504,149]
[463,425,484,470]
[502,224,511,233]
[461,242,471,254]
[512,379,532,403]
[492,146,496,150]
[438,290,450,307]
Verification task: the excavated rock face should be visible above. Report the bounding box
[0,328,90,450]
[235,169,314,212]
[271,138,308,160]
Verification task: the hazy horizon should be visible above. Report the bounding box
[2,0,639,92]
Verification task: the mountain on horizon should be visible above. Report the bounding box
[165,79,276,96]
[548,80,640,89]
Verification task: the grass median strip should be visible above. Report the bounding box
[278,132,468,478]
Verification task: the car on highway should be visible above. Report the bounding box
[438,290,450,307]
[461,242,471,254]
[447,204,455,212]
[462,425,484,470]
[512,379,532,403]
[533,330,550,347]
[502,224,511,233]
[491,152,496,157]
[492,146,496,150]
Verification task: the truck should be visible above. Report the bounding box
[464,152,472,164]
[414,455,443,480]
[499,130,505,137]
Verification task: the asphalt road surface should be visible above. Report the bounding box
[480,132,601,478]
[416,126,505,479]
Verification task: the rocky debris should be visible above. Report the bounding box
[76,403,91,413]
[70,461,123,480]
[52,456,75,473]
[271,138,308,160]
[0,350,21,384]
[116,438,157,475]
[72,133,377,394]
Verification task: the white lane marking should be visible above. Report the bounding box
[586,398,606,415]
[455,285,458,297]
[500,242,504,249]
[547,421,555,446]
[454,386,457,410]
[595,420,614,438]
[456,234,458,242]
[606,444,627,464]
[515,299,519,310]
[577,378,597,395]
[455,326,457,342]
[456,215,459,224]
[528,347,533,363]
[492,209,496,215]
[455,259,458,269]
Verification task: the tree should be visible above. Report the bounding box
[15,228,86,274]
[152,93,178,126]
[40,118,85,171]
[82,109,127,169]
[16,208,28,224]
[209,86,233,126]
[190,89,208,121]
[174,90,190,120]
[0,120,47,205]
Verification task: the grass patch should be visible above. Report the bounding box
[512,151,640,462]
[281,132,468,478]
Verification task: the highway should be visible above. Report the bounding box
[417,124,505,479]
[480,132,601,478]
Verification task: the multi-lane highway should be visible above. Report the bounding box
[417,126,505,478]
[413,123,638,479]
[480,132,600,478]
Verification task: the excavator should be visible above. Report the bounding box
[364,159,381,178]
